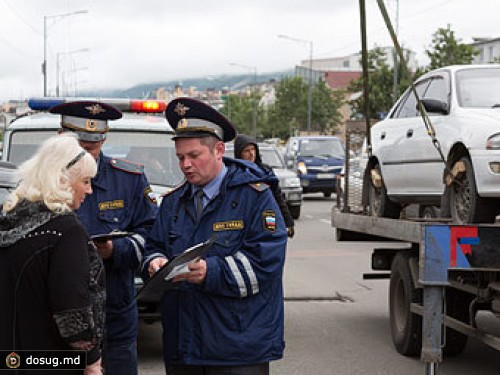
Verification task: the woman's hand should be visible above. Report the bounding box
[84,358,102,375]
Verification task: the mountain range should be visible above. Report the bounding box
[82,70,295,99]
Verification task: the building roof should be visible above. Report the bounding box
[324,71,361,90]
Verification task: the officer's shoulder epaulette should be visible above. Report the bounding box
[248,182,270,192]
[161,180,187,198]
[110,158,144,174]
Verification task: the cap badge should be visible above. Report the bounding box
[174,103,190,116]
[85,119,98,131]
[178,118,189,129]
[85,104,106,115]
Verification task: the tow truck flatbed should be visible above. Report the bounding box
[331,209,500,374]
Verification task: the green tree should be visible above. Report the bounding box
[220,93,265,137]
[263,76,344,139]
[347,47,414,120]
[265,77,307,139]
[425,25,478,70]
[312,80,344,134]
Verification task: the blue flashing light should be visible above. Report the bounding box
[28,98,65,111]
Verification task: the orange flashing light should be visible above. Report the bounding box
[130,100,166,113]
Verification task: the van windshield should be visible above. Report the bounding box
[7,130,183,188]
[299,139,344,158]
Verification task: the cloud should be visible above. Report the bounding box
[0,0,498,101]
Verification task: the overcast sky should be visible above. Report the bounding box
[0,0,498,101]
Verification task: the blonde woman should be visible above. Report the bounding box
[0,134,105,375]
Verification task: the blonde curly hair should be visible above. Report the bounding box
[3,133,97,213]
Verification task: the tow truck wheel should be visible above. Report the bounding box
[389,252,422,356]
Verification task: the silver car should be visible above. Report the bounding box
[368,64,500,224]
[226,142,303,219]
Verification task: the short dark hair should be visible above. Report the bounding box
[199,136,220,152]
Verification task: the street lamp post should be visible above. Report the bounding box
[43,10,87,97]
[230,63,258,138]
[56,48,89,96]
[278,34,313,135]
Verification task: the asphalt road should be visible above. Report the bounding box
[138,194,500,374]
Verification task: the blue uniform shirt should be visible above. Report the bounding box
[77,152,158,340]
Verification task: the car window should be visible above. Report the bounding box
[456,68,500,108]
[103,132,183,187]
[392,79,431,118]
[299,139,343,157]
[6,129,183,188]
[259,148,284,168]
[422,75,448,103]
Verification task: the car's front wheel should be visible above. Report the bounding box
[449,156,498,224]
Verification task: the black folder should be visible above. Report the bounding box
[91,230,132,242]
[136,237,215,303]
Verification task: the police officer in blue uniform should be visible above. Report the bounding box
[142,98,287,375]
[50,101,158,375]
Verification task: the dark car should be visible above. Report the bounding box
[284,136,344,197]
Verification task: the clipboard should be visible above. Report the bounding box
[91,230,132,242]
[136,237,215,303]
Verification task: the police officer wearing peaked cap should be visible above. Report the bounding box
[50,100,158,375]
[143,97,287,375]
[50,100,122,142]
[165,97,236,142]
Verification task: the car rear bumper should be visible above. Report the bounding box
[471,151,500,197]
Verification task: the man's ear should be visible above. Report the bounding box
[215,141,225,158]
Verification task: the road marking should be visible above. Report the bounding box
[287,249,364,258]
[319,219,330,225]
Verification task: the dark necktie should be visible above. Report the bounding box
[194,189,204,220]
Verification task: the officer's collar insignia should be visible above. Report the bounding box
[262,210,276,232]
[86,104,106,115]
[178,118,189,129]
[174,103,190,116]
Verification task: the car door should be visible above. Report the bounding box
[373,81,430,196]
[399,72,451,196]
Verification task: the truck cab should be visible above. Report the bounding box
[284,136,344,197]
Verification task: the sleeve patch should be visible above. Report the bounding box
[110,158,144,174]
[262,210,277,232]
[249,182,269,192]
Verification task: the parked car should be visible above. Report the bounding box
[367,64,500,224]
[284,136,344,197]
[226,142,303,219]
[0,161,17,205]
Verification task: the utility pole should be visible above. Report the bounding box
[392,0,400,104]
[43,10,87,97]
[278,34,314,135]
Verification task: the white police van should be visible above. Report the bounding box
[2,97,184,323]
